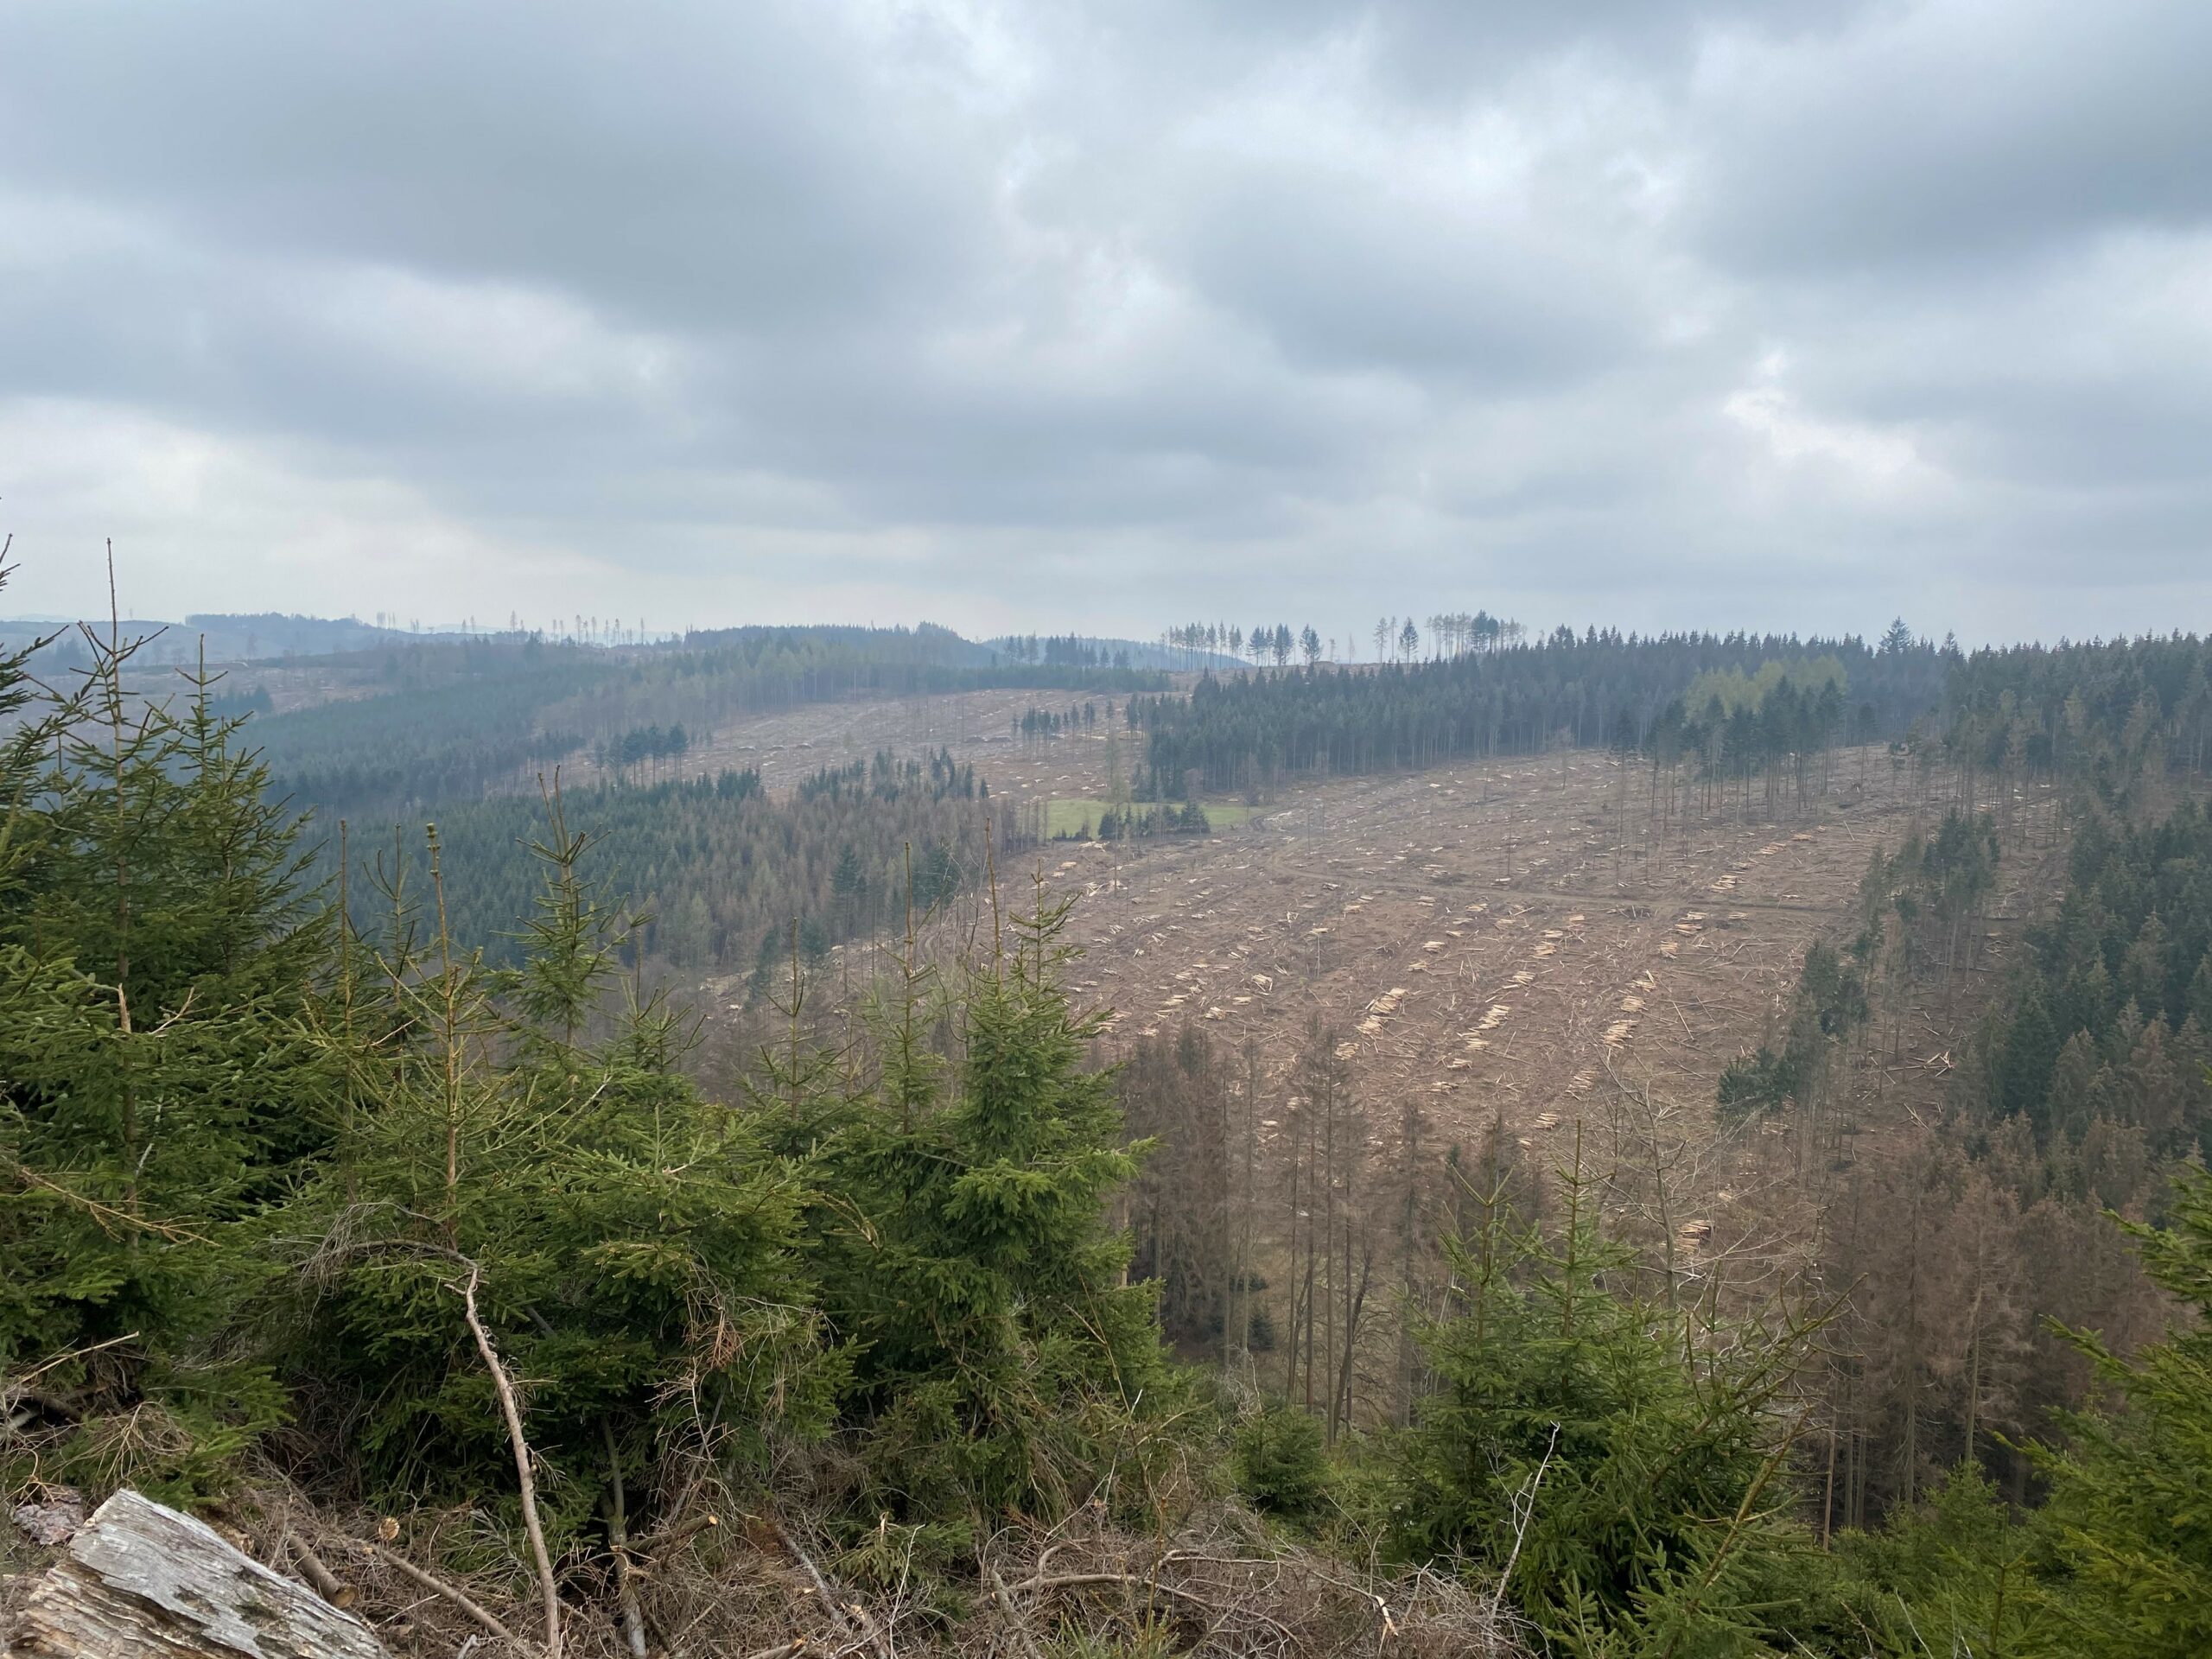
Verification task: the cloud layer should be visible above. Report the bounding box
[3,0,2206,644]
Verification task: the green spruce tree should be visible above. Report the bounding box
[1,612,323,1499]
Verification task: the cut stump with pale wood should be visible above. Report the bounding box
[7,1490,386,1659]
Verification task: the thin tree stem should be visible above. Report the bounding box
[460,1265,562,1659]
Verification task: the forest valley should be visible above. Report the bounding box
[7,571,2212,1659]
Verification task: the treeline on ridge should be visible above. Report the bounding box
[1132,623,1952,798]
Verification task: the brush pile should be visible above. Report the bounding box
[6,1486,1529,1659]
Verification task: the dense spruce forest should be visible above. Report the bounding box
[250,638,615,817]
[1973,804,2212,1161]
[331,750,1015,981]
[7,578,2212,1657]
[1129,625,1954,798]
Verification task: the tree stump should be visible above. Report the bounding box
[8,1490,387,1659]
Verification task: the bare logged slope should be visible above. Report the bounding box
[680,701,1944,1156]
[1038,747,1939,1158]
[541,684,1051,792]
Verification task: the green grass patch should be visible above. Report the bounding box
[1043,798,1259,838]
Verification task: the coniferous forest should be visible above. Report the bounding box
[6,574,2212,1658]
[1131,626,1953,798]
[315,750,1011,980]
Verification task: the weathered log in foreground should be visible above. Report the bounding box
[8,1490,387,1659]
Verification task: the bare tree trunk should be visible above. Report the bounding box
[462,1266,563,1659]
[1336,1236,1373,1433]
[1900,1183,1924,1510]
[1321,1065,1339,1440]
[1284,1138,1302,1402]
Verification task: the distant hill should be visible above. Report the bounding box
[185,612,424,658]
[216,621,1166,820]
[0,618,196,666]
[0,610,431,667]
[2,611,1234,674]
[983,632,1244,671]
[678,620,996,667]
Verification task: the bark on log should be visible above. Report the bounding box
[8,1489,388,1659]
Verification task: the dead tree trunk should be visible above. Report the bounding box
[10,1489,388,1659]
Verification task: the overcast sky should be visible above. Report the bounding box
[3,1,2209,646]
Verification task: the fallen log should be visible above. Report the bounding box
[9,1488,387,1658]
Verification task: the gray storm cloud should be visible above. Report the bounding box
[0,0,2205,643]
